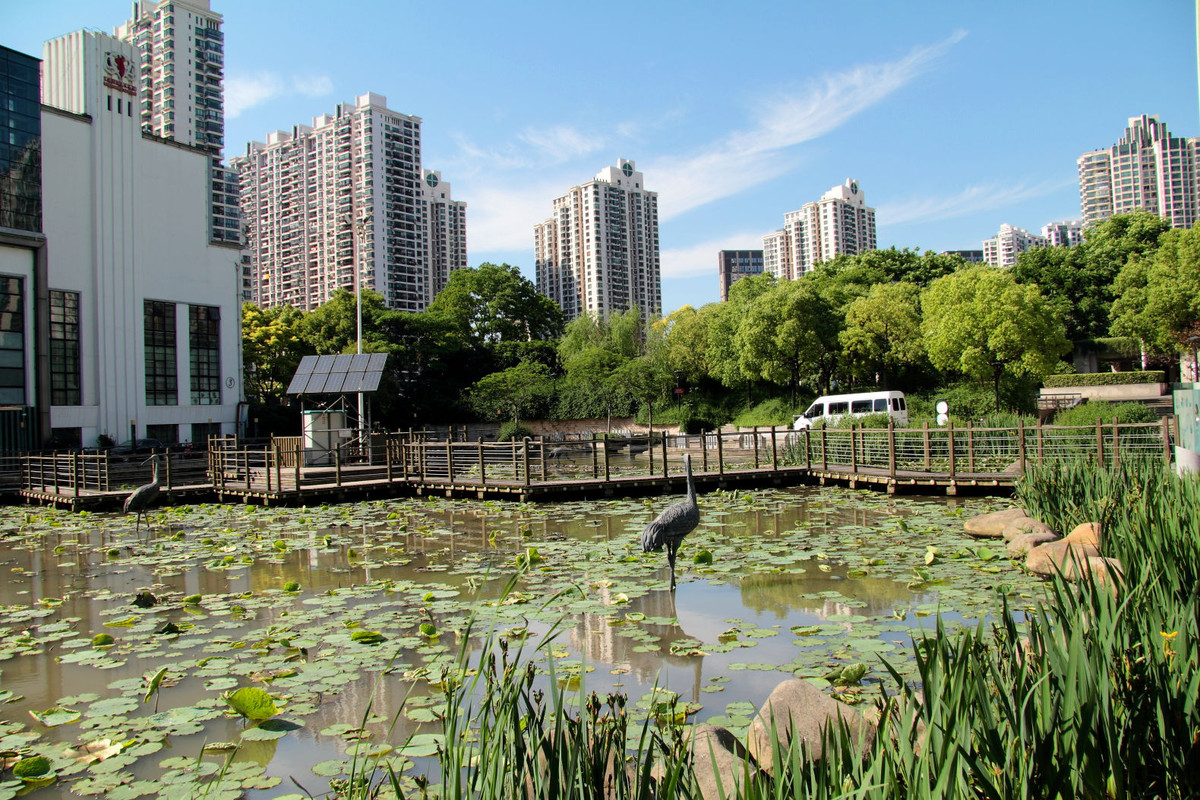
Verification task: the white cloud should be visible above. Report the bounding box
[517,125,606,164]
[650,30,967,220]
[876,177,1075,226]
[225,71,335,119]
[465,182,565,252]
[661,231,774,279]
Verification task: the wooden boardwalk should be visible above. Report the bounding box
[19,419,1175,510]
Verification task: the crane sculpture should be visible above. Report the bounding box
[123,453,162,532]
[640,452,700,591]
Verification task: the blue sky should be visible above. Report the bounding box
[7,1,1199,314]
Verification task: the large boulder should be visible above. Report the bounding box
[1001,516,1056,542]
[964,508,1027,539]
[745,679,875,772]
[1086,556,1124,591]
[1007,529,1059,558]
[687,724,765,800]
[1065,522,1102,551]
[1025,539,1100,578]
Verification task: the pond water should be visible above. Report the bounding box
[0,486,1038,798]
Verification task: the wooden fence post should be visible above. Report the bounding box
[275,443,283,490]
[717,430,725,475]
[702,433,709,472]
[805,429,811,469]
[947,421,956,479]
[966,421,975,474]
[334,448,342,487]
[923,421,931,471]
[752,426,760,470]
[1036,420,1044,465]
[73,454,81,498]
[479,438,487,485]
[1095,418,1104,467]
[821,427,828,471]
[447,440,454,485]
[603,437,611,482]
[264,448,271,492]
[1162,417,1172,465]
[888,419,896,479]
[1017,419,1026,473]
[294,446,301,490]
[1112,417,1120,468]
[522,438,531,487]
[850,425,858,473]
[539,436,547,482]
[771,426,778,470]
[661,434,668,479]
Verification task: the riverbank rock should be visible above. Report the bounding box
[745,679,876,772]
[687,724,765,800]
[1064,522,1102,551]
[1025,539,1100,578]
[964,508,1027,538]
[1087,556,1124,590]
[1007,529,1059,558]
[1001,516,1055,542]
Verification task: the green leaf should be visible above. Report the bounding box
[13,756,51,778]
[29,706,81,727]
[224,687,278,721]
[143,667,168,703]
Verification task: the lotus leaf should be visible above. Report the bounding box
[224,687,278,721]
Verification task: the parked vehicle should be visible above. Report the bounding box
[111,438,169,457]
[792,391,908,430]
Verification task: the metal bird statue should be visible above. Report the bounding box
[123,454,162,532]
[640,452,700,591]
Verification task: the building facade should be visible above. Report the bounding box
[763,179,876,280]
[115,0,239,244]
[982,223,1047,268]
[233,93,466,312]
[1078,114,1200,229]
[535,159,661,321]
[0,45,49,451]
[40,30,242,448]
[718,249,763,302]
[941,249,984,263]
[1041,220,1084,248]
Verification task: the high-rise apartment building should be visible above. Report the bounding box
[763,179,876,280]
[1078,114,1200,229]
[718,250,763,302]
[1041,220,1084,248]
[534,159,660,321]
[115,0,239,243]
[233,93,466,312]
[982,223,1047,267]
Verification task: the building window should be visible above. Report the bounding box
[147,423,178,445]
[49,290,80,405]
[0,277,24,405]
[144,300,177,405]
[189,304,220,405]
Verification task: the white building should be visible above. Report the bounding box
[982,223,1047,268]
[764,179,876,280]
[1078,114,1200,229]
[1041,220,1084,248]
[40,30,242,448]
[232,93,466,312]
[115,0,239,244]
[535,159,661,321]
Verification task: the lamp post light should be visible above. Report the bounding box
[343,215,368,450]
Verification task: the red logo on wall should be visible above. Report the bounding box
[103,51,137,95]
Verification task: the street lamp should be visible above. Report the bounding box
[343,215,369,448]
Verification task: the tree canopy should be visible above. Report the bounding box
[428,263,564,345]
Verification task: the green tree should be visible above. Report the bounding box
[922,267,1069,410]
[428,263,563,345]
[562,347,629,431]
[734,277,839,401]
[1110,225,1200,355]
[658,304,714,387]
[467,361,555,422]
[298,289,393,355]
[1013,212,1169,342]
[708,273,777,398]
[241,303,309,404]
[840,282,925,387]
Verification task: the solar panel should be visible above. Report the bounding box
[287,353,389,395]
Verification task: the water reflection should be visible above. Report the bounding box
[0,486,1016,798]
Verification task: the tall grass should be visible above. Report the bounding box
[370,465,1199,798]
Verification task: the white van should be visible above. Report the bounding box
[792,391,908,430]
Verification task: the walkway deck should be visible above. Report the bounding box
[18,419,1174,509]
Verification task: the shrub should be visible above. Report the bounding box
[496,421,533,442]
[732,397,801,428]
[1052,401,1157,427]
[1043,370,1166,388]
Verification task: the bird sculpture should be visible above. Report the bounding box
[123,453,162,532]
[640,452,700,591]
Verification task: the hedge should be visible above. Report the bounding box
[1043,370,1165,388]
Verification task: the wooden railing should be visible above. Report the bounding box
[23,418,1176,498]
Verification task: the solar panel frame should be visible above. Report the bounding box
[286,353,390,395]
